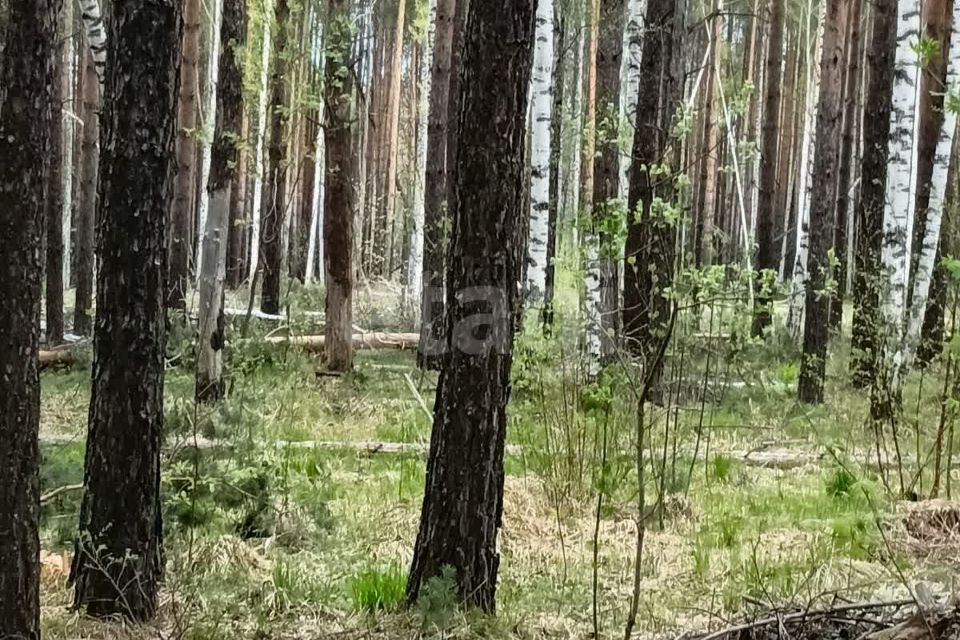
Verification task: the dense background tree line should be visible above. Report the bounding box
[4,0,960,633]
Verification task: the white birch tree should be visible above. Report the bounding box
[881,0,922,377]
[61,0,75,288]
[526,0,555,305]
[904,0,960,364]
[406,0,436,318]
[618,0,645,202]
[196,0,223,282]
[77,0,106,81]
[248,0,272,283]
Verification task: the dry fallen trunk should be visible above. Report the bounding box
[38,332,421,369]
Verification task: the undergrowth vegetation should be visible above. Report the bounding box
[36,283,960,639]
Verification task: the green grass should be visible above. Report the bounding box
[349,564,408,613]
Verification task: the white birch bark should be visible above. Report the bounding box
[881,0,921,377]
[619,0,645,202]
[405,0,436,317]
[77,0,106,81]
[196,0,223,282]
[248,0,272,283]
[525,0,555,305]
[62,0,76,287]
[305,25,326,285]
[787,0,825,335]
[904,0,960,363]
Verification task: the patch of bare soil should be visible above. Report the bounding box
[683,601,960,640]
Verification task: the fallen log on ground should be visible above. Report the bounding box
[38,332,421,369]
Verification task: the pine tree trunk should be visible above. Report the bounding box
[778,31,800,277]
[74,44,100,336]
[418,0,457,369]
[623,0,680,369]
[168,0,202,311]
[46,14,65,345]
[406,0,536,610]
[0,2,58,636]
[248,3,272,283]
[261,0,289,315]
[852,0,898,386]
[797,0,850,404]
[383,0,407,278]
[830,0,864,330]
[198,0,245,403]
[526,0,555,305]
[324,0,358,373]
[753,0,786,336]
[70,0,181,620]
[586,0,626,374]
[695,9,721,268]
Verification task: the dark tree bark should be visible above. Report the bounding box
[197,0,246,403]
[46,17,65,345]
[752,0,785,336]
[0,1,59,637]
[851,0,897,387]
[167,0,201,312]
[406,0,535,610]
[830,0,864,331]
[74,44,100,337]
[323,0,359,373]
[261,0,290,316]
[543,9,565,329]
[70,0,181,620]
[592,0,626,357]
[418,0,457,369]
[623,0,683,384]
[797,0,850,404]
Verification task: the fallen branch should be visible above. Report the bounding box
[39,350,80,369]
[40,483,84,504]
[264,332,420,353]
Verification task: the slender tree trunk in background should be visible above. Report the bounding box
[830,0,863,330]
[788,1,826,335]
[781,31,804,277]
[623,0,679,371]
[197,0,245,404]
[906,0,960,365]
[46,13,65,345]
[363,14,385,274]
[61,0,75,290]
[586,0,626,373]
[383,0,407,278]
[697,11,722,268]
[196,0,224,281]
[168,0,202,312]
[852,0,897,386]
[752,0,785,337]
[70,0,180,620]
[543,9,565,328]
[418,0,457,370]
[227,110,250,288]
[78,0,106,82]
[880,0,923,382]
[619,0,645,204]
[407,0,535,610]
[249,3,272,283]
[797,0,850,404]
[407,1,436,319]
[0,1,59,636]
[324,0,358,373]
[778,31,800,277]
[74,45,100,336]
[582,0,602,371]
[261,0,289,315]
[527,0,555,307]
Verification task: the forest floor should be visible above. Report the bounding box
[35,282,960,639]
